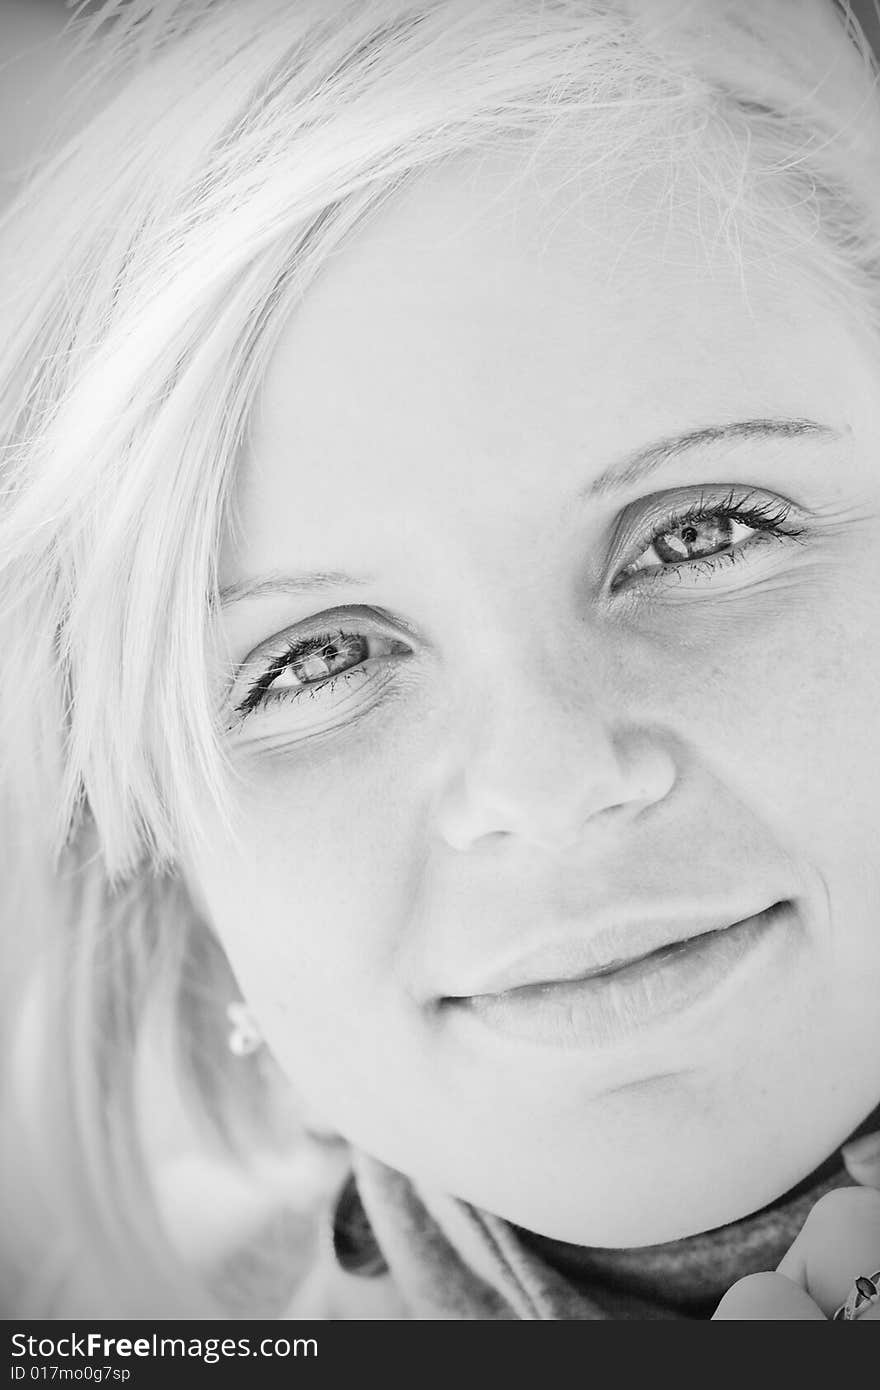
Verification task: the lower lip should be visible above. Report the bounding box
[449,903,794,1052]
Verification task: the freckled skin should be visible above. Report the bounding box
[183,148,880,1246]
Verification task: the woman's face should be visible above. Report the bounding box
[184,147,880,1244]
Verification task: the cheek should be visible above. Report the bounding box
[645,572,880,876]
[194,720,430,1071]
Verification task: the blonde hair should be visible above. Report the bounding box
[1,0,878,1317]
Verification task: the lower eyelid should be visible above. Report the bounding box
[612,527,796,593]
[242,632,403,701]
[228,666,411,748]
[230,643,415,731]
[673,535,787,575]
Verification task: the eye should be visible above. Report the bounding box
[612,488,806,590]
[228,623,412,731]
[629,513,756,572]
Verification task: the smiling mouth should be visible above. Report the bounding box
[441,901,797,1051]
[484,906,788,991]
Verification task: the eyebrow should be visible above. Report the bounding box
[216,570,375,609]
[586,417,842,497]
[216,416,842,608]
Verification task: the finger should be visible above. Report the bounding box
[776,1186,880,1318]
[712,1271,825,1319]
[842,1130,880,1189]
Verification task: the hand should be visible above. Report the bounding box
[712,1131,880,1319]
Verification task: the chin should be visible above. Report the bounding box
[481,1165,795,1250]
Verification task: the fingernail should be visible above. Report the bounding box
[842,1130,880,1166]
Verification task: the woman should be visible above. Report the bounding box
[1,0,879,1320]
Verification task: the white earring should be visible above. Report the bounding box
[226,1000,264,1057]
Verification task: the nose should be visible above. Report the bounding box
[433,675,676,854]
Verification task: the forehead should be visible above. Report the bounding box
[225,145,872,583]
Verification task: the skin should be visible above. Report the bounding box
[716,1178,880,1317]
[181,144,880,1250]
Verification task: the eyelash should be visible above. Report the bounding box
[612,488,806,590]
[230,489,806,726]
[232,629,400,726]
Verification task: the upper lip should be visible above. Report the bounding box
[442,902,786,999]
